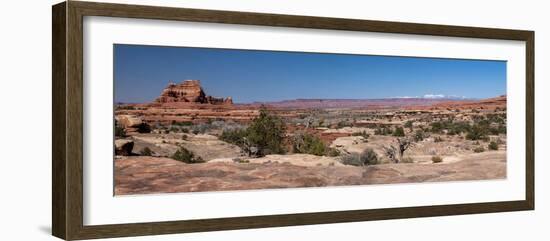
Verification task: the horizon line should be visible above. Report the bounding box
[115,95,508,105]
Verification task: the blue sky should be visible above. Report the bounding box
[114,44,506,104]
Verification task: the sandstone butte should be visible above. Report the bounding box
[154,80,233,105]
[116,80,260,125]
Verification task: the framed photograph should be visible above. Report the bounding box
[52,1,534,240]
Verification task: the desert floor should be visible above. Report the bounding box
[115,141,505,195]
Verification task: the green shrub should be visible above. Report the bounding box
[488,141,499,150]
[404,121,413,130]
[447,122,471,135]
[115,126,126,137]
[430,121,444,133]
[393,127,405,137]
[486,114,506,124]
[498,124,507,134]
[246,108,286,155]
[374,127,393,136]
[337,121,352,128]
[360,148,379,165]
[414,130,426,142]
[473,146,485,153]
[430,120,471,135]
[326,148,341,157]
[220,128,248,146]
[341,148,379,166]
[466,124,488,141]
[217,108,286,157]
[292,133,327,156]
[171,147,204,163]
[114,119,126,137]
[489,124,506,135]
[432,155,443,163]
[140,147,153,156]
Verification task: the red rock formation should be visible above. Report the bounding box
[401,95,506,111]
[155,80,233,105]
[429,95,507,110]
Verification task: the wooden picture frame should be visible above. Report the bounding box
[52,1,534,240]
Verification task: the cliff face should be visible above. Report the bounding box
[155,80,233,105]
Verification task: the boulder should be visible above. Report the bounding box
[116,115,143,128]
[115,115,151,134]
[115,139,134,156]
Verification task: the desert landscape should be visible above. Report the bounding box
[114,80,507,195]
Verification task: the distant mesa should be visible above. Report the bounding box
[428,95,506,110]
[155,80,233,105]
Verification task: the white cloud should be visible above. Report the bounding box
[393,96,419,99]
[392,94,468,99]
[423,94,446,99]
[422,94,466,99]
